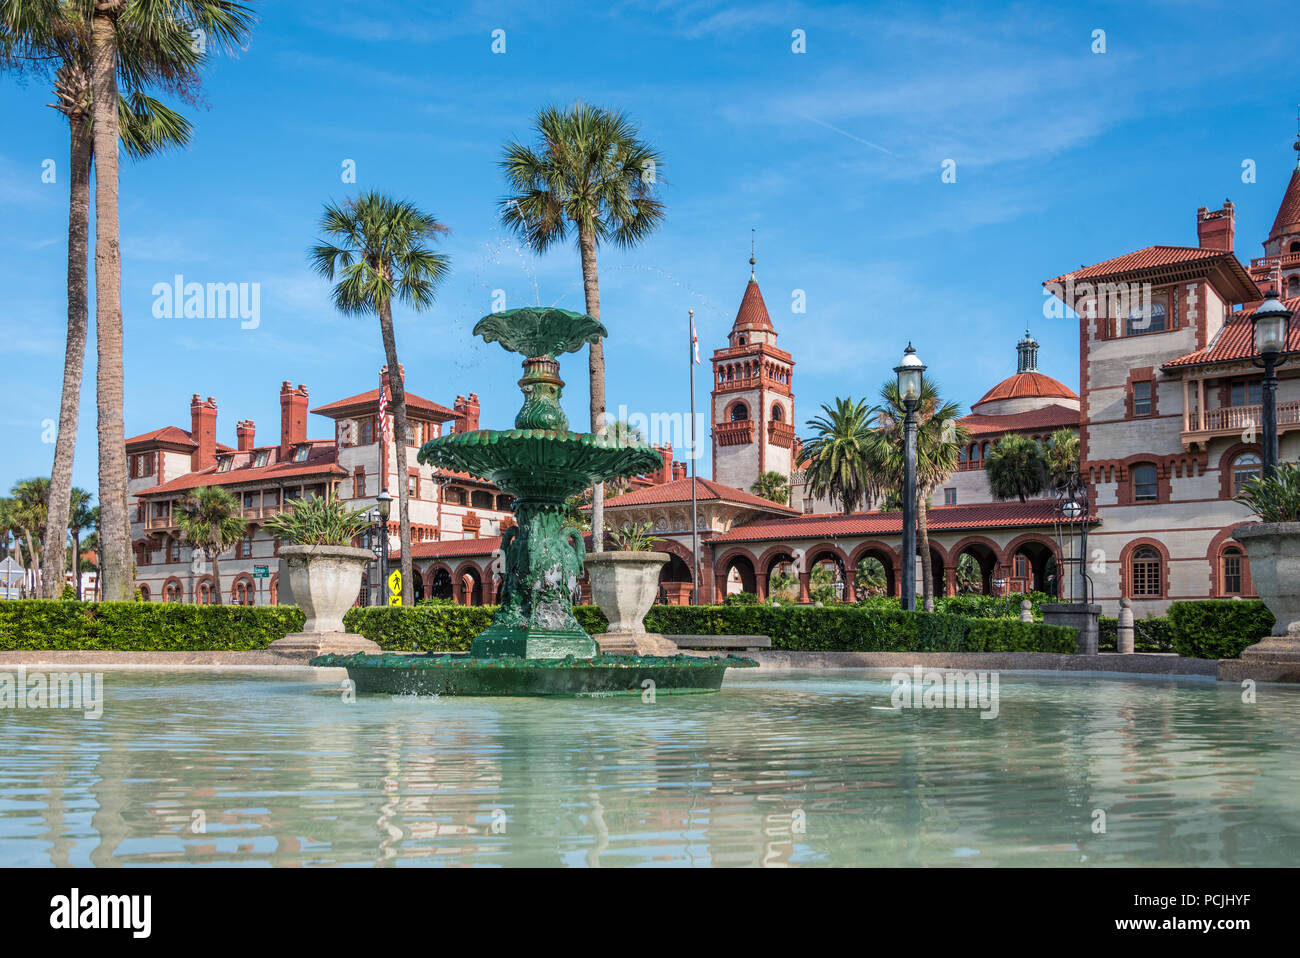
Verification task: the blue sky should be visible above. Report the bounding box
[1,0,1297,497]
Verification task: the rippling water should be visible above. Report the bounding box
[1,668,1298,866]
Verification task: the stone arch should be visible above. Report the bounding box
[714,548,758,601]
[452,562,485,605]
[161,576,184,603]
[848,541,899,598]
[1002,533,1060,595]
[195,574,215,605]
[230,572,256,606]
[1206,525,1254,598]
[425,563,454,600]
[949,535,1003,595]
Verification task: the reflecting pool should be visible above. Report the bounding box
[2,668,1297,866]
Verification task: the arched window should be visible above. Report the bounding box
[1288,276,1300,299]
[1131,546,1162,597]
[1221,546,1245,595]
[138,584,150,602]
[232,578,254,606]
[1232,453,1262,496]
[1131,464,1159,501]
[737,334,747,346]
[1290,240,1300,253]
[196,579,213,605]
[770,403,783,422]
[163,580,181,603]
[730,402,749,422]
[969,443,980,462]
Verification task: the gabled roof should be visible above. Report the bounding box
[311,387,458,421]
[138,444,345,496]
[1044,245,1259,303]
[709,500,1088,544]
[960,404,1080,437]
[1164,295,1300,368]
[974,372,1078,407]
[125,426,197,449]
[604,476,798,513]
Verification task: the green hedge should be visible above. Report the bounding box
[854,591,1055,620]
[970,619,1078,654]
[342,604,610,652]
[1098,615,1175,653]
[0,600,305,650]
[1167,600,1274,660]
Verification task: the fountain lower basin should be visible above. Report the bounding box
[311,652,758,697]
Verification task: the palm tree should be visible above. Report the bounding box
[309,191,451,605]
[871,379,968,611]
[797,397,880,515]
[10,478,51,574]
[1044,427,1082,494]
[67,488,94,599]
[175,485,245,605]
[499,103,666,549]
[81,0,253,601]
[0,498,17,559]
[750,470,790,505]
[986,434,1047,503]
[2,2,198,597]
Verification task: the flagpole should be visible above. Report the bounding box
[688,309,700,606]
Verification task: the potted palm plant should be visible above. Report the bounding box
[584,520,677,656]
[1232,464,1300,659]
[262,493,380,659]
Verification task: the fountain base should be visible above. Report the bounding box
[469,624,598,660]
[310,652,757,697]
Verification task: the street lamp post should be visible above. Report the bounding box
[895,343,926,612]
[1250,287,1292,479]
[376,489,392,601]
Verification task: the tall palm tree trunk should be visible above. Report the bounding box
[378,303,414,605]
[40,119,93,598]
[210,547,223,605]
[578,224,606,551]
[72,529,82,600]
[917,496,937,611]
[91,3,131,601]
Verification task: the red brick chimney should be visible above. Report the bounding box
[453,393,481,433]
[653,444,673,484]
[380,364,405,388]
[672,461,687,481]
[190,395,217,471]
[1197,200,1234,252]
[279,382,309,460]
[236,419,255,451]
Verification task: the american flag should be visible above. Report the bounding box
[378,374,391,445]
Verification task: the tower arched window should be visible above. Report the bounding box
[730,402,749,422]
[1288,275,1299,299]
[770,403,783,421]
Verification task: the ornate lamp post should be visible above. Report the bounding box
[895,343,925,611]
[1251,288,1292,478]
[375,489,392,598]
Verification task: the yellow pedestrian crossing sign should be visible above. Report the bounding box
[387,569,402,606]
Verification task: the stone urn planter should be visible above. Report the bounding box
[584,551,678,656]
[1222,524,1300,681]
[267,545,381,660]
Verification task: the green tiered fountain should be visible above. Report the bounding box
[313,307,754,696]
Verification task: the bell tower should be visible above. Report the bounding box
[710,251,796,490]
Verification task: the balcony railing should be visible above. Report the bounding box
[767,420,795,448]
[1182,400,1300,443]
[716,419,754,446]
[957,460,986,471]
[1250,252,1300,271]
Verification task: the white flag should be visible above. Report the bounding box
[690,314,700,365]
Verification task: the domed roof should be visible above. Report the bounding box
[975,371,1078,406]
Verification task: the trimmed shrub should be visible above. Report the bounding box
[723,591,759,606]
[342,604,610,652]
[0,600,304,651]
[1098,615,1175,653]
[1167,600,1274,660]
[972,619,1077,654]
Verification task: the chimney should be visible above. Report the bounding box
[654,444,673,484]
[380,363,405,388]
[190,395,218,471]
[672,461,687,481]
[453,393,481,433]
[236,419,256,451]
[1197,200,1234,252]
[279,381,309,460]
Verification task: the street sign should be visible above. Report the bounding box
[252,565,270,579]
[387,569,402,606]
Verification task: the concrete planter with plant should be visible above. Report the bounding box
[585,521,675,655]
[262,495,381,660]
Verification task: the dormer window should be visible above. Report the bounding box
[216,456,233,473]
[254,450,270,468]
[292,445,309,463]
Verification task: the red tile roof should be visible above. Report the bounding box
[1044,245,1232,284]
[710,500,1084,544]
[125,425,198,448]
[139,445,345,496]
[731,277,774,333]
[1164,296,1300,368]
[405,536,503,559]
[1270,168,1300,238]
[974,372,1078,407]
[960,404,1080,436]
[311,387,459,420]
[604,476,798,513]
